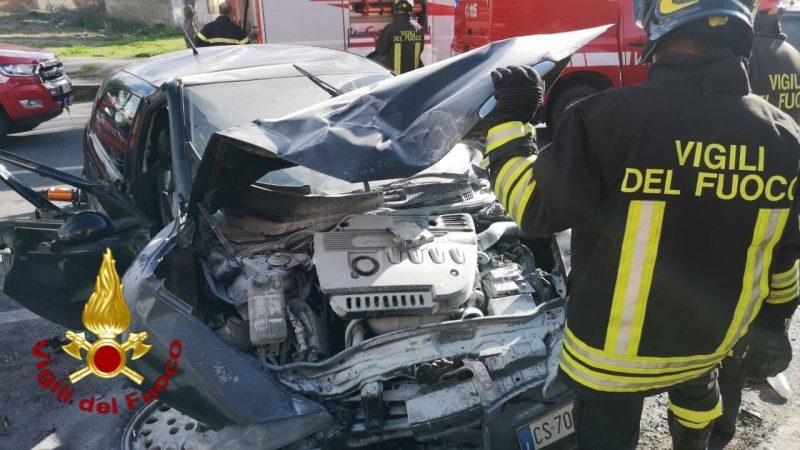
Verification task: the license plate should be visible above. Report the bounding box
[517,403,575,449]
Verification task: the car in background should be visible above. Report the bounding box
[0,43,72,139]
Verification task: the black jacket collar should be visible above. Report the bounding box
[649,50,750,96]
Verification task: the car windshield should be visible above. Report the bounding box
[184,73,388,195]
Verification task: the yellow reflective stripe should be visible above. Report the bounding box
[677,418,712,429]
[493,157,530,202]
[197,34,249,45]
[393,43,402,74]
[767,282,799,304]
[718,209,789,351]
[515,179,537,226]
[772,275,799,290]
[771,261,799,286]
[498,157,534,207]
[507,171,534,220]
[486,121,528,153]
[559,349,714,393]
[605,201,665,356]
[668,399,722,424]
[564,327,724,374]
[414,42,421,69]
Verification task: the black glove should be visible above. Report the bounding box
[740,322,793,380]
[489,65,545,125]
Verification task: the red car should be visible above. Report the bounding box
[0,43,72,139]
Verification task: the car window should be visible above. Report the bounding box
[94,88,143,170]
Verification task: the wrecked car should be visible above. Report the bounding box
[0,28,605,449]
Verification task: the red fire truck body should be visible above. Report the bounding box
[452,0,650,126]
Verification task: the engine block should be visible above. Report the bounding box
[314,214,478,319]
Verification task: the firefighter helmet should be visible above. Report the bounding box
[394,0,413,14]
[635,0,758,63]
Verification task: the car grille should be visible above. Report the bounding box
[38,59,65,82]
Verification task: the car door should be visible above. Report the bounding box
[0,150,153,329]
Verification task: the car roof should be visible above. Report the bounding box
[120,44,387,88]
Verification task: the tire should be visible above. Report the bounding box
[547,84,601,131]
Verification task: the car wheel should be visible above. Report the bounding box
[547,84,600,131]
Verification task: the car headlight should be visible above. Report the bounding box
[0,64,38,77]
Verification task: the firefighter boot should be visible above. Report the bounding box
[713,349,748,439]
[668,410,713,450]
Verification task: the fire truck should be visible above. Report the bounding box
[224,0,456,65]
[452,0,650,127]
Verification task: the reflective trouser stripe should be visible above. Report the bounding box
[559,348,716,393]
[564,327,726,374]
[718,208,789,351]
[414,42,421,69]
[394,43,402,74]
[669,399,722,429]
[605,201,665,356]
[486,121,528,153]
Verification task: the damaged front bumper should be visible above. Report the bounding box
[122,225,569,448]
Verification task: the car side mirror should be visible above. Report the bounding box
[57,211,114,244]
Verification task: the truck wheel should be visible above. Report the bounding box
[548,85,600,131]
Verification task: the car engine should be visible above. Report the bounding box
[201,194,563,366]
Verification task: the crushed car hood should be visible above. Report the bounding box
[191,27,609,212]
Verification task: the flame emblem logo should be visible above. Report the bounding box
[61,249,151,384]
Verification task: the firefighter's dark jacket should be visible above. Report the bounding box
[750,31,800,124]
[196,16,249,47]
[373,15,424,75]
[486,50,800,394]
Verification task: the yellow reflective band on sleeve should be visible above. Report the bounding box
[514,179,538,226]
[393,43,402,74]
[766,282,799,304]
[718,209,790,352]
[559,349,715,393]
[507,171,535,221]
[414,42,421,69]
[493,157,532,204]
[196,31,210,42]
[486,121,528,153]
[771,261,799,288]
[605,201,666,356]
[668,398,722,425]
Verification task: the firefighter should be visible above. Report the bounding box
[195,2,250,47]
[481,0,800,448]
[714,0,800,438]
[750,0,800,122]
[371,0,424,75]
